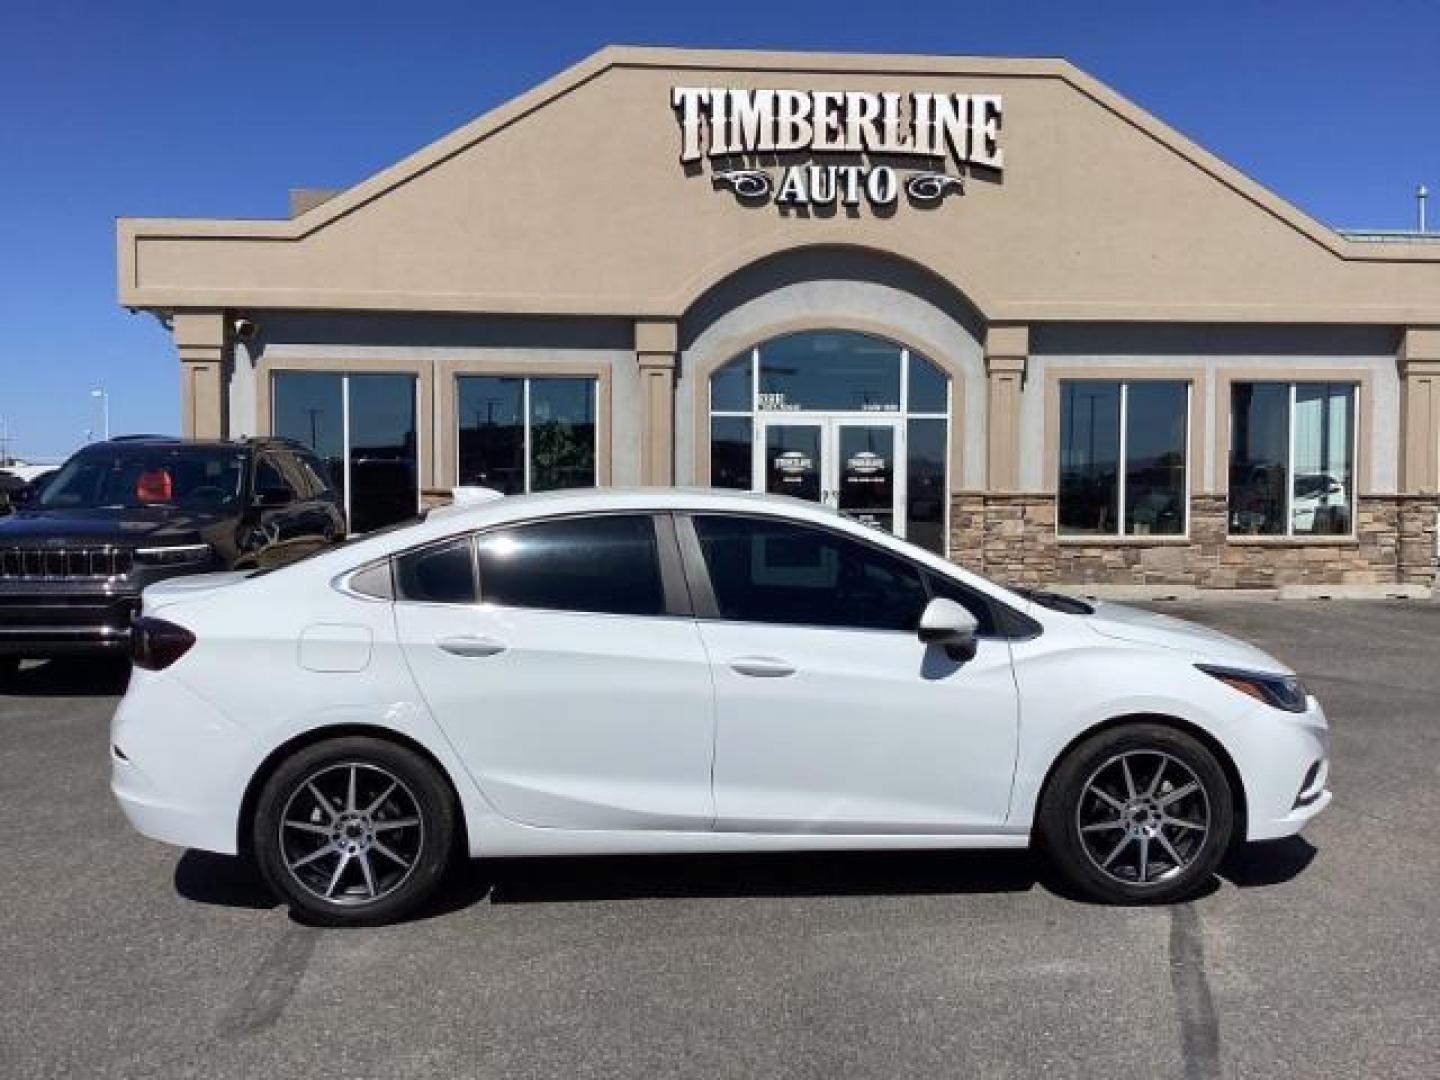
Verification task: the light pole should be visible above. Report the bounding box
[90,388,110,441]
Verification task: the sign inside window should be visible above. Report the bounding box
[672,87,1003,210]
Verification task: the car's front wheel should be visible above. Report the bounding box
[1038,722,1234,904]
[252,736,457,926]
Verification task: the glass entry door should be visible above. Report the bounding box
[757,417,903,536]
[762,422,823,503]
[834,423,897,533]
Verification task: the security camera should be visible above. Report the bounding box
[232,317,259,343]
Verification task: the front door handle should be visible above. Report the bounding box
[728,656,796,678]
[437,635,507,658]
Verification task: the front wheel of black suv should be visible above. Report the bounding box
[1038,723,1234,904]
[252,736,457,926]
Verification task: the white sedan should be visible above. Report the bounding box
[111,489,1330,925]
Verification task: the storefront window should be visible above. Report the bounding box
[1058,380,1188,536]
[1229,381,1354,536]
[709,415,752,491]
[758,331,902,413]
[273,371,419,534]
[457,375,597,494]
[707,331,950,554]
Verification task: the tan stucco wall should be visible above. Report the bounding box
[119,47,1440,326]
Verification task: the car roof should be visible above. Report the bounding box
[75,436,302,453]
[315,486,992,591]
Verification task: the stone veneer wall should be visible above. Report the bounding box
[420,486,1435,592]
[950,492,1439,591]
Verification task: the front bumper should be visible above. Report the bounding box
[0,584,140,656]
[1234,695,1332,841]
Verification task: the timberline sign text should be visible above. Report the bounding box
[671,87,1003,209]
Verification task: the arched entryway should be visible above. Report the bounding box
[706,329,952,553]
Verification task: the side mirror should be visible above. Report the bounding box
[253,486,293,509]
[917,597,979,661]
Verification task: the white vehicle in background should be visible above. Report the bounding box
[111,489,1330,925]
[1291,473,1349,533]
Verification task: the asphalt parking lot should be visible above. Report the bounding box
[2,601,1437,1079]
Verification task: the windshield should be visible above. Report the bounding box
[39,446,246,512]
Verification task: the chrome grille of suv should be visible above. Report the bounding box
[0,546,133,580]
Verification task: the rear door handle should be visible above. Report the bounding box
[437,635,507,658]
[728,656,796,678]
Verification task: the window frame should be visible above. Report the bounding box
[1055,377,1192,540]
[674,511,1021,638]
[1227,379,1360,539]
[454,374,600,495]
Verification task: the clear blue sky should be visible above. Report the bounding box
[1,0,1435,461]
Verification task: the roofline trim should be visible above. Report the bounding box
[116,45,1440,310]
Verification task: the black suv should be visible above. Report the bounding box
[0,436,345,672]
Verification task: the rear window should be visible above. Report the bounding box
[475,515,664,616]
[395,538,477,604]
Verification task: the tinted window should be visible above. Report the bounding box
[1058,381,1121,534]
[476,515,663,616]
[395,538,478,604]
[254,456,295,497]
[294,448,336,497]
[758,332,902,412]
[693,516,928,632]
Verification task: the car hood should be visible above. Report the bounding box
[0,507,228,546]
[1084,600,1291,673]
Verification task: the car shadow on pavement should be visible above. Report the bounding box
[174,851,281,911]
[0,657,130,697]
[173,848,1041,919]
[426,849,1041,915]
[1218,836,1317,888]
[173,840,1320,921]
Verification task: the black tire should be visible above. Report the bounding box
[0,657,18,687]
[252,736,457,926]
[1038,722,1234,904]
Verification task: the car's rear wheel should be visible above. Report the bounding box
[252,736,456,926]
[1038,723,1234,904]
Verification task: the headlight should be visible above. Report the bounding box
[133,543,213,566]
[1196,664,1308,713]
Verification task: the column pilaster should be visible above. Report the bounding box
[984,323,1029,492]
[635,319,678,486]
[171,310,228,439]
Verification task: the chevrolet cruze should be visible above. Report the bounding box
[111,489,1330,925]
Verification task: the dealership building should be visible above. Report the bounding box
[117,47,1440,595]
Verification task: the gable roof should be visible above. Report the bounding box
[117,46,1440,324]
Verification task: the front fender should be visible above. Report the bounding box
[1004,638,1259,830]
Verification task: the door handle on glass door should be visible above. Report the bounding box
[728,656,796,678]
[437,635,507,658]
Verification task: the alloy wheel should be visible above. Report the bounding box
[278,761,424,906]
[1075,750,1211,887]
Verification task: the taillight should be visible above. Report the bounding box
[130,616,196,671]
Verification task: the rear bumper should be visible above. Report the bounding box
[110,669,254,854]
